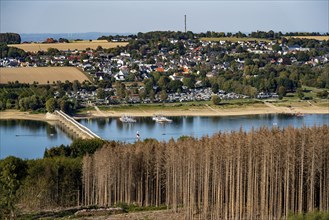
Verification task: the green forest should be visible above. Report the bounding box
[0,33,21,44]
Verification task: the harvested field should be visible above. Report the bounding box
[200,37,271,42]
[0,67,91,84]
[289,36,329,41]
[201,36,329,42]
[9,41,128,52]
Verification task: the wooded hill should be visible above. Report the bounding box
[0,33,21,44]
[82,125,329,219]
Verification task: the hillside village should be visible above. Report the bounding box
[1,31,329,107]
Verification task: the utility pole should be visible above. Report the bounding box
[184,15,187,33]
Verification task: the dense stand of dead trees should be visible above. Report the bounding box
[82,125,329,219]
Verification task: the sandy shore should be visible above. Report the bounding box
[1,102,327,121]
[85,104,329,118]
[0,110,58,121]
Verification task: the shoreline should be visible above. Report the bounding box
[0,104,328,121]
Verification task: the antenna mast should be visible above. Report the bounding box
[184,15,187,33]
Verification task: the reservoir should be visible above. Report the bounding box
[1,114,328,159]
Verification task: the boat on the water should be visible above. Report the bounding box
[152,114,172,123]
[120,115,136,123]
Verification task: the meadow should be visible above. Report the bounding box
[9,40,128,52]
[289,36,329,41]
[0,67,91,84]
[201,36,329,42]
[200,37,272,42]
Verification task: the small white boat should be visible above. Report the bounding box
[120,115,136,123]
[152,114,172,123]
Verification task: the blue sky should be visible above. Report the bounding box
[1,0,328,34]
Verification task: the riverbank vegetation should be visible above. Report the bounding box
[0,80,95,113]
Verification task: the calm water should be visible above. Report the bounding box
[79,114,329,143]
[0,120,72,159]
[1,114,328,159]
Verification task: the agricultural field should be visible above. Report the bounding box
[289,36,329,41]
[9,40,128,52]
[201,36,329,42]
[0,67,91,84]
[200,37,272,42]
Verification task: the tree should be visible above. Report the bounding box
[151,72,161,82]
[58,38,69,43]
[272,44,282,52]
[115,82,126,99]
[59,99,73,114]
[82,126,329,219]
[144,78,154,94]
[281,37,288,45]
[29,95,41,110]
[316,90,328,99]
[0,33,21,44]
[211,83,219,93]
[278,86,286,99]
[0,101,5,110]
[211,95,221,105]
[158,76,169,90]
[149,90,155,102]
[182,78,195,89]
[168,80,183,92]
[139,88,147,100]
[296,88,305,100]
[6,100,12,109]
[0,157,27,219]
[160,90,168,102]
[47,47,60,56]
[46,98,57,113]
[70,138,105,157]
[96,88,106,99]
[296,51,310,62]
[72,80,80,94]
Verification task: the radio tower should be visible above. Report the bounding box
[184,15,187,33]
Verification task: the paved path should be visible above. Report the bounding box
[205,104,221,113]
[94,105,106,117]
[263,101,295,114]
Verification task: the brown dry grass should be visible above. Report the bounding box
[289,36,329,41]
[201,37,271,42]
[9,41,128,52]
[0,67,91,84]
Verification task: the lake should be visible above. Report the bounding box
[1,114,328,159]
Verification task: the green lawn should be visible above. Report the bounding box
[80,99,265,113]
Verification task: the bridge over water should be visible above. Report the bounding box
[54,110,101,140]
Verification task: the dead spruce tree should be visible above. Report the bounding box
[82,125,329,219]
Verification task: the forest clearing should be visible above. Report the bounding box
[0,67,91,84]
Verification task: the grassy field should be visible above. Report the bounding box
[85,99,265,113]
[200,37,272,43]
[289,36,329,41]
[201,36,329,43]
[0,67,91,84]
[9,40,128,52]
